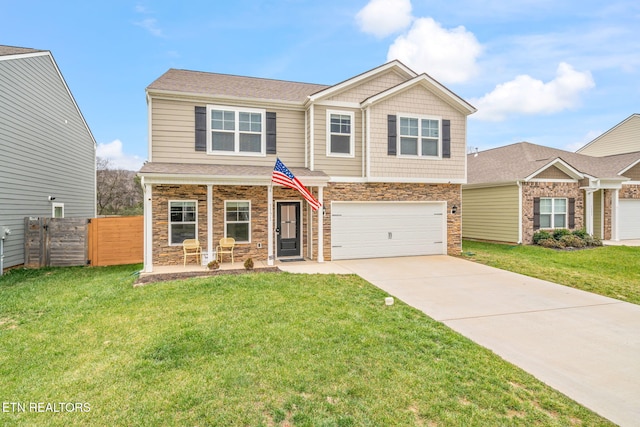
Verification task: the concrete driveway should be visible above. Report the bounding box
[325,256,640,427]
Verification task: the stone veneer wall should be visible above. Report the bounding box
[319,182,462,259]
[151,184,307,266]
[521,182,584,244]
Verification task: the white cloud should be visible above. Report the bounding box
[386,17,483,84]
[356,0,413,38]
[97,140,145,171]
[135,17,163,37]
[471,62,595,121]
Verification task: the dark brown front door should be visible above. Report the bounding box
[276,202,300,258]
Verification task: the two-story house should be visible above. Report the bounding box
[0,45,96,272]
[139,61,476,272]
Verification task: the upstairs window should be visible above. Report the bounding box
[327,110,354,157]
[398,115,441,157]
[208,106,265,155]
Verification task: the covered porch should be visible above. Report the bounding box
[138,163,329,273]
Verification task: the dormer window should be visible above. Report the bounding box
[207,105,266,156]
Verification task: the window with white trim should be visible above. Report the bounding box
[225,201,251,243]
[327,110,354,156]
[399,115,441,157]
[169,200,197,245]
[540,198,567,228]
[52,203,64,218]
[207,106,265,155]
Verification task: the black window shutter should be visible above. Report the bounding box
[533,197,541,230]
[442,119,451,158]
[266,112,277,154]
[195,106,207,152]
[568,198,575,229]
[387,115,397,155]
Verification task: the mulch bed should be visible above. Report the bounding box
[134,267,282,286]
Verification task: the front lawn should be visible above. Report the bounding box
[0,266,613,426]
[462,240,640,305]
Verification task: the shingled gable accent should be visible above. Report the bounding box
[362,73,476,115]
[305,60,417,104]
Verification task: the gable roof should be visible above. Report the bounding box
[0,44,96,147]
[467,142,640,185]
[146,60,475,114]
[577,113,640,155]
[362,72,477,115]
[147,69,329,104]
[0,45,45,57]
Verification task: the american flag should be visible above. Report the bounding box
[272,158,322,211]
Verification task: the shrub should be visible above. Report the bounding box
[583,236,603,247]
[571,228,589,239]
[552,228,572,240]
[244,258,254,270]
[207,260,220,270]
[560,234,586,248]
[533,230,552,244]
[538,238,566,249]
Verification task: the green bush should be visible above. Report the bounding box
[571,228,589,239]
[533,230,552,244]
[560,234,586,248]
[583,235,603,247]
[538,238,566,249]
[552,228,572,240]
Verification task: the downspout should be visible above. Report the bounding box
[365,106,371,179]
[309,104,315,171]
[361,107,366,178]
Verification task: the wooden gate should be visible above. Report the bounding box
[24,216,143,268]
[88,216,143,266]
[24,217,89,267]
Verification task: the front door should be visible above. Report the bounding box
[277,202,301,258]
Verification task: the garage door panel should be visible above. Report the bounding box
[619,199,640,240]
[331,202,445,260]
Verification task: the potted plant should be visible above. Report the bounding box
[244,257,254,270]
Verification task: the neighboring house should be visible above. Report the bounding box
[0,45,96,270]
[139,60,476,272]
[577,114,640,157]
[462,142,640,244]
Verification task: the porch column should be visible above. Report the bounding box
[611,189,620,241]
[317,186,324,263]
[267,184,274,266]
[207,185,213,264]
[143,181,153,273]
[585,189,594,236]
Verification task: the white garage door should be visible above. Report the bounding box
[331,202,446,260]
[619,199,640,240]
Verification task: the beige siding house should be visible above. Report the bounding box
[139,61,476,272]
[463,142,640,244]
[577,114,640,157]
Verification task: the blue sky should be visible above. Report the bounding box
[2,0,639,169]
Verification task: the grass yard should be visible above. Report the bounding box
[462,240,640,305]
[0,265,613,426]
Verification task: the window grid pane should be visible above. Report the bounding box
[422,119,439,138]
[225,202,250,242]
[421,138,438,156]
[400,137,418,155]
[170,201,196,244]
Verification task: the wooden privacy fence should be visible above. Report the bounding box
[24,216,143,268]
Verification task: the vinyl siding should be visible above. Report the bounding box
[0,53,96,268]
[312,105,362,177]
[578,115,640,156]
[593,189,603,239]
[326,70,409,104]
[369,85,466,180]
[531,165,573,180]
[462,185,520,243]
[623,163,640,181]
[151,98,307,167]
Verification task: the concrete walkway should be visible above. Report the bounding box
[279,256,640,427]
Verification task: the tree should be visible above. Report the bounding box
[96,157,143,216]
